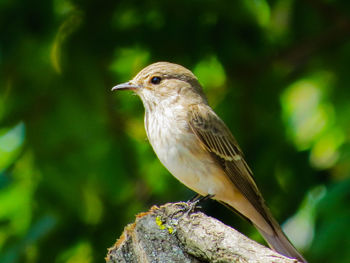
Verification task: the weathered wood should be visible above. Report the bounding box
[106,202,300,263]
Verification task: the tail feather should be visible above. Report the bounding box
[256,223,307,263]
[218,201,307,262]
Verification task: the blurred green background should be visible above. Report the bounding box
[1,0,350,262]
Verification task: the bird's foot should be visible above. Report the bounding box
[183,194,214,217]
[169,194,214,220]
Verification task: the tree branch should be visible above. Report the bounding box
[106,202,300,263]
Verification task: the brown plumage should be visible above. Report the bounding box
[112,62,307,262]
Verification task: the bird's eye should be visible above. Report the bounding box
[150,76,161,85]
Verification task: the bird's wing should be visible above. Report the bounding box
[187,104,272,225]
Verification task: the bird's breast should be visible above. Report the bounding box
[144,106,228,196]
[145,106,195,167]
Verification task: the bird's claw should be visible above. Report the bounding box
[183,194,214,217]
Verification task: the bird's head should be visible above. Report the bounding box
[112,62,207,110]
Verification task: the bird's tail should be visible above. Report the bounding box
[255,221,307,263]
[218,201,307,262]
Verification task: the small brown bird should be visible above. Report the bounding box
[112,62,306,262]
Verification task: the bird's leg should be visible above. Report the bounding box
[184,194,215,216]
[188,193,202,203]
[168,194,214,220]
[187,194,214,205]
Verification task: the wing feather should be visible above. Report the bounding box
[188,104,272,226]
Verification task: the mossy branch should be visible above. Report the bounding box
[106,202,300,263]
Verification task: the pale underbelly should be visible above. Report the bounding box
[153,139,271,233]
[156,140,232,198]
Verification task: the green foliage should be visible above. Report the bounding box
[1,0,350,262]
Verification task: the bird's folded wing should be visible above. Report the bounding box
[187,104,272,225]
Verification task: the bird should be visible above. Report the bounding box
[112,62,307,262]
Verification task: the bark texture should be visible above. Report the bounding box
[106,202,300,263]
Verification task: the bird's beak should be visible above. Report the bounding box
[111,82,141,91]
